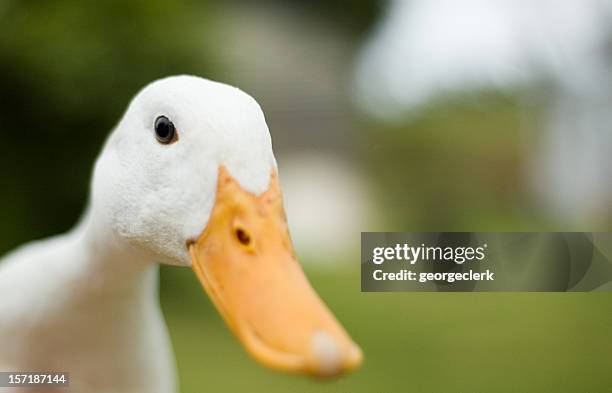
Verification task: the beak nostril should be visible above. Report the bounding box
[235,228,251,246]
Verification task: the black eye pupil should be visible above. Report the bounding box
[154,116,176,143]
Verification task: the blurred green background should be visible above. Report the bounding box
[0,1,610,392]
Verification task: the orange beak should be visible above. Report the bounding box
[188,166,362,377]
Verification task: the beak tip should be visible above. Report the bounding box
[309,331,363,377]
[345,343,363,371]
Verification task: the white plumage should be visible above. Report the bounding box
[0,75,277,393]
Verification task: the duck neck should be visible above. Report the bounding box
[71,206,159,298]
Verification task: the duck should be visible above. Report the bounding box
[0,75,362,393]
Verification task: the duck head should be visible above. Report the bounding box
[90,75,362,377]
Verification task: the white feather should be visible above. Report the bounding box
[0,75,278,393]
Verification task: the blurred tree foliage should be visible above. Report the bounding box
[0,0,218,252]
[359,93,552,231]
[292,0,383,35]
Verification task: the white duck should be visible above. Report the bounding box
[0,75,362,393]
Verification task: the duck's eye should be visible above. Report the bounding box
[154,116,177,144]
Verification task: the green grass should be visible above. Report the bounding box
[160,265,612,393]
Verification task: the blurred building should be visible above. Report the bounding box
[354,0,612,228]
